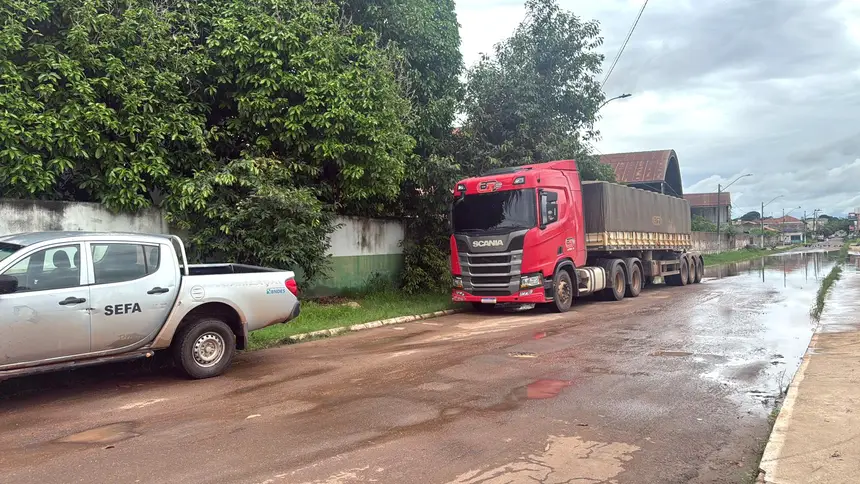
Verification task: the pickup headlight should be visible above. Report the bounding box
[520,274,542,289]
[453,276,463,289]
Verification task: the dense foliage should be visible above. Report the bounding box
[0,0,414,281]
[1,0,615,291]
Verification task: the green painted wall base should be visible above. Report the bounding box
[299,253,404,296]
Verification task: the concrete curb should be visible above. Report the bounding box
[757,330,819,483]
[286,309,464,343]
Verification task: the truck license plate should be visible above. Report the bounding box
[481,298,497,304]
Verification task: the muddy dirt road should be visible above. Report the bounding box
[0,251,839,483]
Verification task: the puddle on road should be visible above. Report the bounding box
[508,351,538,359]
[523,380,572,400]
[448,435,639,484]
[55,422,139,445]
[533,330,559,340]
[651,350,693,357]
[693,250,840,413]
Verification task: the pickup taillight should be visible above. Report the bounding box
[285,278,299,296]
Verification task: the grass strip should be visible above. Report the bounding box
[810,264,842,322]
[702,247,792,267]
[248,291,456,350]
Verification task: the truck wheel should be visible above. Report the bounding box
[679,258,689,286]
[173,317,236,379]
[551,270,574,313]
[602,263,626,301]
[687,256,697,284]
[625,264,642,297]
[694,257,704,283]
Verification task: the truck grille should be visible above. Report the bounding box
[459,250,523,296]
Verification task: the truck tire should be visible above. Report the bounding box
[550,270,574,313]
[173,317,236,379]
[602,262,626,301]
[625,263,643,297]
[694,257,704,283]
[678,258,689,286]
[687,256,697,284]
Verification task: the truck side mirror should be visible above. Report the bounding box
[539,190,559,229]
[0,275,18,295]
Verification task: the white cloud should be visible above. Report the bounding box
[455,0,860,216]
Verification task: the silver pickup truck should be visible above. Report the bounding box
[0,232,301,380]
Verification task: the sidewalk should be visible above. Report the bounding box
[759,259,860,483]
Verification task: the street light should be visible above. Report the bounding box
[717,173,753,251]
[599,93,632,110]
[761,195,784,247]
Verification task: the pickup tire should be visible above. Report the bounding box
[173,317,236,379]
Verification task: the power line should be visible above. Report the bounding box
[601,0,649,89]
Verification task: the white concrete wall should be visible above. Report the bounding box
[0,199,168,236]
[328,216,404,257]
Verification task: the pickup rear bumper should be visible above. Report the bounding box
[452,287,548,304]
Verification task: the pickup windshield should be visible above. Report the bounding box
[0,243,21,263]
[452,189,537,233]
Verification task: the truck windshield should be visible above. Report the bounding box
[452,189,537,233]
[0,243,21,263]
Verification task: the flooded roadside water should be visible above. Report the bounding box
[693,250,841,412]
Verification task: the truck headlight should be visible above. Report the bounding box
[520,274,542,289]
[453,276,463,289]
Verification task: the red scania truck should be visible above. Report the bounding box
[450,159,703,312]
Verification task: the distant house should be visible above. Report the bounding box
[599,150,684,198]
[762,215,804,243]
[684,192,731,226]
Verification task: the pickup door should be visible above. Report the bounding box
[0,243,90,366]
[86,242,178,352]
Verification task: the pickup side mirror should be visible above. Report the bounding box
[0,275,18,295]
[539,190,559,229]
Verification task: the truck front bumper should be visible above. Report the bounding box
[452,287,548,304]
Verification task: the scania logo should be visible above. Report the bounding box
[472,239,504,248]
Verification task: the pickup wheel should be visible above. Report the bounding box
[550,270,574,313]
[173,317,236,379]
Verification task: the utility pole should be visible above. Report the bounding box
[717,173,753,252]
[803,210,807,243]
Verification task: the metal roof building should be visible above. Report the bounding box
[599,150,684,198]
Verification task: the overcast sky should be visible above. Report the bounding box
[456,0,860,217]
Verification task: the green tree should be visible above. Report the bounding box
[460,0,611,178]
[740,211,761,221]
[692,215,717,232]
[0,0,415,282]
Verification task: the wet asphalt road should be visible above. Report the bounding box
[0,250,841,484]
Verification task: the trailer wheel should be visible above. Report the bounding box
[173,317,236,379]
[687,256,697,284]
[694,257,704,283]
[602,262,626,301]
[550,270,574,313]
[679,258,690,286]
[625,263,643,297]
